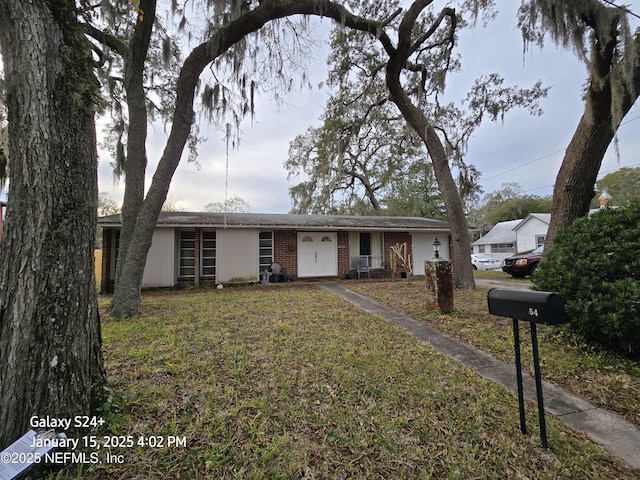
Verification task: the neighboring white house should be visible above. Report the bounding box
[471,219,519,263]
[513,213,550,252]
[472,213,551,262]
[472,191,613,261]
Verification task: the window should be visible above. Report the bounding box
[201,231,216,277]
[360,232,371,256]
[491,243,515,253]
[535,235,546,248]
[179,231,196,277]
[478,245,485,253]
[349,232,383,268]
[259,231,273,273]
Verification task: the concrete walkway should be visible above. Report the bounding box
[320,282,640,471]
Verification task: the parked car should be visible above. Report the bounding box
[501,246,543,278]
[471,254,501,270]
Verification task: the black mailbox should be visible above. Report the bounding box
[487,288,568,449]
[487,289,568,325]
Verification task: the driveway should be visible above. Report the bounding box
[475,278,533,291]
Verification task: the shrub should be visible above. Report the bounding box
[533,201,640,357]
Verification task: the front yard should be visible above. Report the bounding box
[56,284,639,478]
[347,280,640,427]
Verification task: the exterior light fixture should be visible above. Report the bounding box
[432,237,441,259]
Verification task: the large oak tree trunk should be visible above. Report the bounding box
[0,0,107,448]
[385,3,475,289]
[545,27,640,253]
[546,114,614,251]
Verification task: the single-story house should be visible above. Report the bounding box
[471,219,519,262]
[98,212,451,292]
[472,213,551,262]
[513,213,550,252]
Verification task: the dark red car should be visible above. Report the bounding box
[501,246,543,278]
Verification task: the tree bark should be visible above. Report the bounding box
[545,28,640,253]
[546,114,614,251]
[385,2,475,288]
[0,0,106,448]
[114,0,156,292]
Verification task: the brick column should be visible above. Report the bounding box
[274,230,297,278]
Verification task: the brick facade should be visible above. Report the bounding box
[384,232,412,257]
[384,231,413,276]
[337,231,350,275]
[273,230,298,278]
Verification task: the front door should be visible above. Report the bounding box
[297,232,337,277]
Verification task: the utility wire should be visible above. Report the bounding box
[481,139,569,176]
[600,0,640,20]
[483,114,640,183]
[522,163,640,195]
[482,149,565,182]
[522,184,554,194]
[596,162,640,177]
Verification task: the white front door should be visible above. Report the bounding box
[297,232,337,277]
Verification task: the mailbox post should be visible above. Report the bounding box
[487,289,568,448]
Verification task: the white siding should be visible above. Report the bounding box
[515,218,548,252]
[411,233,450,276]
[141,229,176,288]
[217,229,260,283]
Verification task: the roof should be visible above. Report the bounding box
[472,219,520,246]
[513,213,551,231]
[98,212,450,232]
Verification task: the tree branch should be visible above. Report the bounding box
[83,22,128,56]
[409,7,456,57]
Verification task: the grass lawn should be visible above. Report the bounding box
[472,268,532,283]
[57,285,638,479]
[347,279,640,427]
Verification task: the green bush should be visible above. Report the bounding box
[533,201,640,357]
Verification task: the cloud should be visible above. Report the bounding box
[97,4,640,213]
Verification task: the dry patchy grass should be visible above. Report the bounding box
[54,285,638,479]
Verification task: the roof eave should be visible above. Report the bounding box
[100,222,450,232]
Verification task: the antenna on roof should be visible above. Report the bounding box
[224,123,230,229]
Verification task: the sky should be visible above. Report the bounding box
[92,1,640,214]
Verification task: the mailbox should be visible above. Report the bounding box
[487,289,567,325]
[487,288,568,449]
